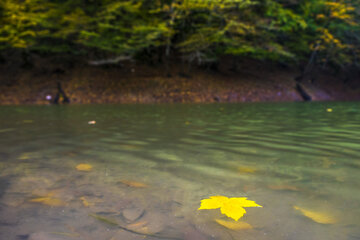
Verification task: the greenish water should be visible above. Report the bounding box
[0,103,359,240]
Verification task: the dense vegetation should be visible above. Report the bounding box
[0,0,359,70]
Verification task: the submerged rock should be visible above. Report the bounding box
[122,207,145,222]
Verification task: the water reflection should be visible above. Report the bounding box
[0,103,359,240]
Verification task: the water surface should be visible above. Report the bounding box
[0,103,360,240]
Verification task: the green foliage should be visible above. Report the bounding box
[0,0,358,68]
[0,0,51,49]
[76,0,171,54]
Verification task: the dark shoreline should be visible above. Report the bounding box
[1,60,359,105]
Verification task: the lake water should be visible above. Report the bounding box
[0,103,359,240]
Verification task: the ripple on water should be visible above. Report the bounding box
[0,103,359,240]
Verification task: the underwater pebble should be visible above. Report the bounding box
[122,207,144,222]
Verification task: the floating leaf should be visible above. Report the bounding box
[198,196,262,221]
[215,219,253,230]
[198,196,229,209]
[120,180,148,188]
[76,164,93,171]
[293,206,336,224]
[88,120,96,125]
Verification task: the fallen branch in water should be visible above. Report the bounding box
[295,82,312,101]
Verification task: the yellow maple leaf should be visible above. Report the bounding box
[198,196,262,221]
[293,206,336,224]
[76,164,93,171]
[198,196,229,209]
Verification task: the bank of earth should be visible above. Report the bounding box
[0,58,359,105]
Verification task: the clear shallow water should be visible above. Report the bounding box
[0,103,359,240]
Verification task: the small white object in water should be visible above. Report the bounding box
[88,120,96,125]
[46,95,52,100]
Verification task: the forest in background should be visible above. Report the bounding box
[0,0,359,72]
[0,0,359,104]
